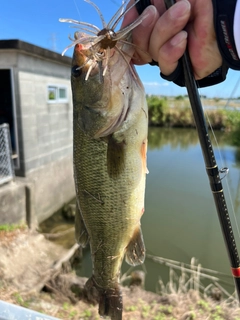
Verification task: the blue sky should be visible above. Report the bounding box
[2,0,240,98]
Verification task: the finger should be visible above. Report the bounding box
[149,0,191,61]
[151,0,166,15]
[121,0,138,29]
[186,1,222,79]
[131,5,159,65]
[158,31,187,75]
[122,0,165,28]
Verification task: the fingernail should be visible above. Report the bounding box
[141,5,157,27]
[170,30,188,46]
[169,0,190,20]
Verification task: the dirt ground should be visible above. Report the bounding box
[1,228,240,320]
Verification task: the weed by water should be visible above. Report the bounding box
[141,304,151,318]
[62,301,70,310]
[0,224,26,232]
[210,305,224,320]
[61,302,80,319]
[69,310,77,317]
[197,299,210,311]
[126,305,137,312]
[159,305,173,315]
[153,313,167,320]
[80,309,92,318]
[13,292,29,308]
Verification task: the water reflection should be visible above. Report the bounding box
[235,148,240,163]
[148,127,233,150]
[148,127,199,150]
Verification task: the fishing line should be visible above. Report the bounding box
[110,0,122,6]
[73,0,82,20]
[198,85,240,241]
[224,76,240,109]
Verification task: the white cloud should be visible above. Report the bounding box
[143,81,169,87]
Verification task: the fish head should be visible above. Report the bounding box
[71,32,144,138]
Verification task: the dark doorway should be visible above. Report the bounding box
[0,69,17,158]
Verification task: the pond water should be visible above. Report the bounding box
[40,127,240,294]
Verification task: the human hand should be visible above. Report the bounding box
[122,0,223,80]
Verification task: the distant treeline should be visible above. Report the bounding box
[146,95,240,146]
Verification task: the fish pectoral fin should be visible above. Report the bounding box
[125,227,145,266]
[107,135,126,179]
[75,201,89,248]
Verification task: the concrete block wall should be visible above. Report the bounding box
[0,43,75,224]
[17,53,73,174]
[0,180,26,225]
[28,155,75,223]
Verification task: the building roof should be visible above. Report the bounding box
[0,39,72,65]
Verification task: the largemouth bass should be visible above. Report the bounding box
[61,1,148,319]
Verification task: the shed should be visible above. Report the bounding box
[0,39,75,225]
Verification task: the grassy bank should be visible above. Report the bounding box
[147,96,240,145]
[1,228,240,319]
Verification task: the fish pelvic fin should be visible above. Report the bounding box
[125,226,145,266]
[75,201,89,247]
[85,276,123,320]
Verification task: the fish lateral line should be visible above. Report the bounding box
[83,189,104,204]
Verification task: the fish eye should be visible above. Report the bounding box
[72,65,81,78]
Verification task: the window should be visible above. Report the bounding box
[59,88,67,99]
[47,85,68,103]
[48,86,57,100]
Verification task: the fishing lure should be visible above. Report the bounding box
[60,0,147,80]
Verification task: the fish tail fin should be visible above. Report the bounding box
[85,276,123,320]
[99,287,123,320]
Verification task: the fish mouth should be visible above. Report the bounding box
[71,32,138,83]
[72,43,102,79]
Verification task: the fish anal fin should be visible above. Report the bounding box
[75,201,89,248]
[107,135,126,179]
[85,276,123,320]
[125,226,145,266]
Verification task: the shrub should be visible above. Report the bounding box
[147,96,169,126]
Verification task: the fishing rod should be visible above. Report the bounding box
[135,0,240,300]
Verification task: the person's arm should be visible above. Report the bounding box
[213,0,240,70]
[122,0,240,87]
[234,0,240,57]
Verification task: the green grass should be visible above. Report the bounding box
[0,224,26,232]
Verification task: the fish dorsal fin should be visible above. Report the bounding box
[125,226,145,266]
